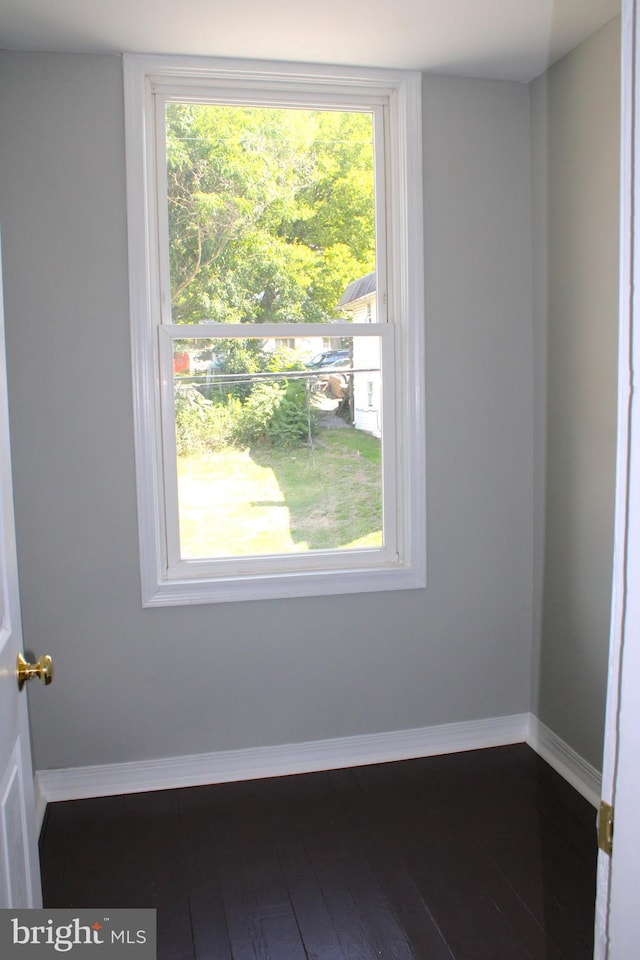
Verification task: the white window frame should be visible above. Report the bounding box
[123,53,425,606]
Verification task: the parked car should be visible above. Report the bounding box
[305,349,350,369]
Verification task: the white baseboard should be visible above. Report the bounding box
[35,712,529,823]
[34,711,601,834]
[525,714,602,808]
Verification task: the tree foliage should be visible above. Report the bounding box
[166,103,375,324]
[174,379,316,453]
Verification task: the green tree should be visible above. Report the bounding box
[165,103,375,325]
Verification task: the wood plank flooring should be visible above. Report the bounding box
[39,744,598,959]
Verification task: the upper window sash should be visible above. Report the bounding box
[152,90,388,328]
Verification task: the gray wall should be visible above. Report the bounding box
[531,18,620,769]
[0,52,535,773]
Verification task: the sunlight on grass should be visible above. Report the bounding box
[177,428,382,558]
[178,449,295,557]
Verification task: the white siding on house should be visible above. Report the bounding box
[341,287,382,438]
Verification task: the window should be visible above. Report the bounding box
[124,54,425,605]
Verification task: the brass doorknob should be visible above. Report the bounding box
[16,653,54,691]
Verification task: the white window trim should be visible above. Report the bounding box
[123,53,426,606]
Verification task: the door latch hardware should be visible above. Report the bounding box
[598,801,614,856]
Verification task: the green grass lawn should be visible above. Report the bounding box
[177,427,382,557]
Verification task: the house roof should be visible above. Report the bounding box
[337,271,376,309]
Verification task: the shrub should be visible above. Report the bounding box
[266,381,316,447]
[175,371,316,454]
[174,385,238,454]
[235,381,284,445]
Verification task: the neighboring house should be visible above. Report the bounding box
[261,335,320,360]
[337,271,381,438]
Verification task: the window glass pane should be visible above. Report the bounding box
[165,103,376,325]
[173,336,383,559]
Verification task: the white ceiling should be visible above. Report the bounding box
[0,0,621,83]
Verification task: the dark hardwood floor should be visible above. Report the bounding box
[39,744,597,959]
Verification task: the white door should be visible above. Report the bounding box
[594,0,640,955]
[0,229,42,907]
